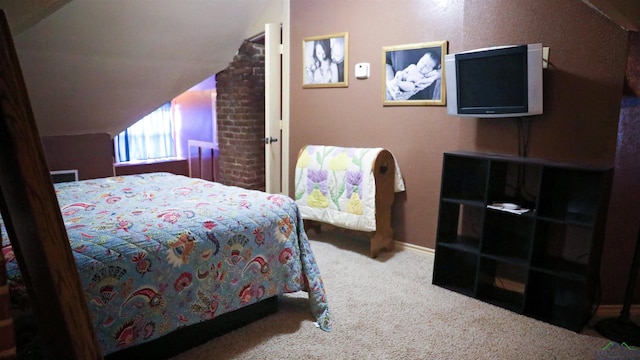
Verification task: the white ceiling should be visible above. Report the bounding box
[0,0,636,138]
[0,0,277,137]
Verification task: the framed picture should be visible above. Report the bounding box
[303,32,348,88]
[382,40,448,106]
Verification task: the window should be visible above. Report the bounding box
[114,102,176,162]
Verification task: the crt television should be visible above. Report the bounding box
[445,43,543,118]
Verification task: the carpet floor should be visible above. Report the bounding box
[171,230,619,360]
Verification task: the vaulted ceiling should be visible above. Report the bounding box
[0,0,636,137]
[0,0,277,137]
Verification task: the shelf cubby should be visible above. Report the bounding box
[482,210,534,261]
[477,257,527,312]
[436,201,483,251]
[531,220,592,278]
[432,246,478,296]
[537,167,605,224]
[441,154,488,202]
[524,271,589,331]
[486,160,541,208]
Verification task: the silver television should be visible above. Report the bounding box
[445,43,543,118]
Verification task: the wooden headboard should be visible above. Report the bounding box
[0,10,102,359]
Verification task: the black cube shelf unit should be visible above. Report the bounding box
[432,151,613,332]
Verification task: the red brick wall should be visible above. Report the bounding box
[216,40,265,190]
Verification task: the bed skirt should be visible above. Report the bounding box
[106,296,278,360]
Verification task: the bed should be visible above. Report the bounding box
[1,172,331,357]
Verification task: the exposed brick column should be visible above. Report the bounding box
[216,40,265,190]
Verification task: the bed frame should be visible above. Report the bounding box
[0,11,274,359]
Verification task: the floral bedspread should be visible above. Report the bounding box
[294,145,405,232]
[1,172,330,355]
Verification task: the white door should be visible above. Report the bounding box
[265,22,282,194]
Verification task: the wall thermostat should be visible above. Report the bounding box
[355,63,370,79]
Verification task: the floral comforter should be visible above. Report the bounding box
[1,172,330,355]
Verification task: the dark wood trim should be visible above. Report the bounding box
[0,10,102,359]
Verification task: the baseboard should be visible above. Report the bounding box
[594,304,640,318]
[395,241,434,256]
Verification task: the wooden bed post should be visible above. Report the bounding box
[0,10,102,359]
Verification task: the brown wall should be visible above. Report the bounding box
[42,133,192,179]
[290,0,630,303]
[41,134,114,180]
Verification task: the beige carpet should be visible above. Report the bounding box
[172,230,613,360]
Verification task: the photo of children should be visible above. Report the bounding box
[303,32,348,88]
[383,41,448,105]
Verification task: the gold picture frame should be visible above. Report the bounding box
[303,32,348,88]
[382,40,448,106]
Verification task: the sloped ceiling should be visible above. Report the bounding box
[583,0,639,32]
[0,0,636,138]
[0,0,273,137]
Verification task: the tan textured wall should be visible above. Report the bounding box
[290,0,630,303]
